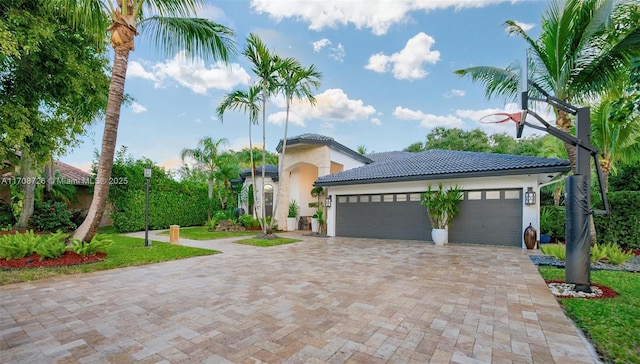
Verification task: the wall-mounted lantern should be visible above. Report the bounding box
[325,195,332,207]
[525,187,536,205]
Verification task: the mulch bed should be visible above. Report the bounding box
[545,280,619,299]
[0,251,106,269]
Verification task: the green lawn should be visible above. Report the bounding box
[236,237,301,247]
[158,226,259,240]
[0,234,219,286]
[538,267,640,364]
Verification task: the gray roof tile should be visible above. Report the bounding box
[316,149,570,186]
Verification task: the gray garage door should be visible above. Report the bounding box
[335,189,522,246]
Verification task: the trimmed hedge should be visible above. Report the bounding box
[595,191,640,250]
[541,191,640,250]
[106,151,212,233]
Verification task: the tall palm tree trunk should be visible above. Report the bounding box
[73,47,130,242]
[249,122,258,220]
[260,93,267,234]
[15,148,36,229]
[272,101,291,229]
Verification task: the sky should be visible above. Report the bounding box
[60,0,553,173]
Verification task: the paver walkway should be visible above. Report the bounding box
[1,232,600,363]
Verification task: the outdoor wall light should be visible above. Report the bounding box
[525,187,536,205]
[325,195,332,207]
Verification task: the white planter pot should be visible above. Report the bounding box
[431,228,448,245]
[286,217,297,231]
[311,218,319,233]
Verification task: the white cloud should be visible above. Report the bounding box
[313,38,331,52]
[127,52,250,94]
[127,61,157,81]
[444,89,466,98]
[370,117,382,125]
[506,21,536,35]
[455,102,553,136]
[269,89,376,125]
[312,39,345,62]
[393,106,465,128]
[365,33,440,80]
[330,43,345,62]
[251,0,517,35]
[131,102,147,113]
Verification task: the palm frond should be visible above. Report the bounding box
[45,0,110,46]
[454,65,520,102]
[138,16,235,62]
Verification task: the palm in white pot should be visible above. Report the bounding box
[287,200,299,231]
[421,184,464,245]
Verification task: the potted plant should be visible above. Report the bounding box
[287,200,299,231]
[539,207,554,244]
[310,187,324,233]
[420,184,464,245]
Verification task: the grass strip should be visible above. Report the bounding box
[0,234,219,286]
[538,267,640,364]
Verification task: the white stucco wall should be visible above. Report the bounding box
[324,174,541,248]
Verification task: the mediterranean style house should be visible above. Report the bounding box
[236,133,571,248]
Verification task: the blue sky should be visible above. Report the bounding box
[60,0,552,172]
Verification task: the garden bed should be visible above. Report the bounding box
[0,251,106,269]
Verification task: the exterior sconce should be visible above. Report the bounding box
[525,187,536,205]
[325,195,332,207]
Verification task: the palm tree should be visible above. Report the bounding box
[243,33,283,234]
[212,152,240,211]
[591,91,640,193]
[180,137,229,220]
[455,0,640,169]
[51,0,236,241]
[217,84,262,219]
[273,58,322,226]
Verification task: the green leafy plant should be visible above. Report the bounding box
[420,184,464,229]
[68,234,113,256]
[603,243,634,265]
[29,201,76,232]
[540,243,566,261]
[590,243,608,263]
[288,200,300,218]
[35,231,69,260]
[238,214,259,229]
[0,202,16,228]
[0,230,39,260]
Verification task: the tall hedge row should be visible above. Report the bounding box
[594,191,640,250]
[541,191,640,250]
[106,150,214,233]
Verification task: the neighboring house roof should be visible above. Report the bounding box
[1,159,91,186]
[276,133,373,164]
[315,149,571,186]
[239,164,279,182]
[53,160,91,185]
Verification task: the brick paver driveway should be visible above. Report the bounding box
[1,234,599,363]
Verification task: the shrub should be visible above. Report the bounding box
[540,243,566,260]
[238,214,259,229]
[540,206,565,242]
[0,202,15,228]
[594,191,640,250]
[590,243,607,263]
[603,243,634,265]
[68,234,113,256]
[35,231,69,260]
[30,201,76,232]
[0,230,39,260]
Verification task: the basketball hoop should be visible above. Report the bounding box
[479,112,522,124]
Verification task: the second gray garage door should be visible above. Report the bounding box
[335,189,522,246]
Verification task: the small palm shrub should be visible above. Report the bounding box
[68,235,113,256]
[540,243,566,260]
[603,243,634,265]
[239,214,259,229]
[0,230,39,260]
[34,231,69,260]
[590,243,608,263]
